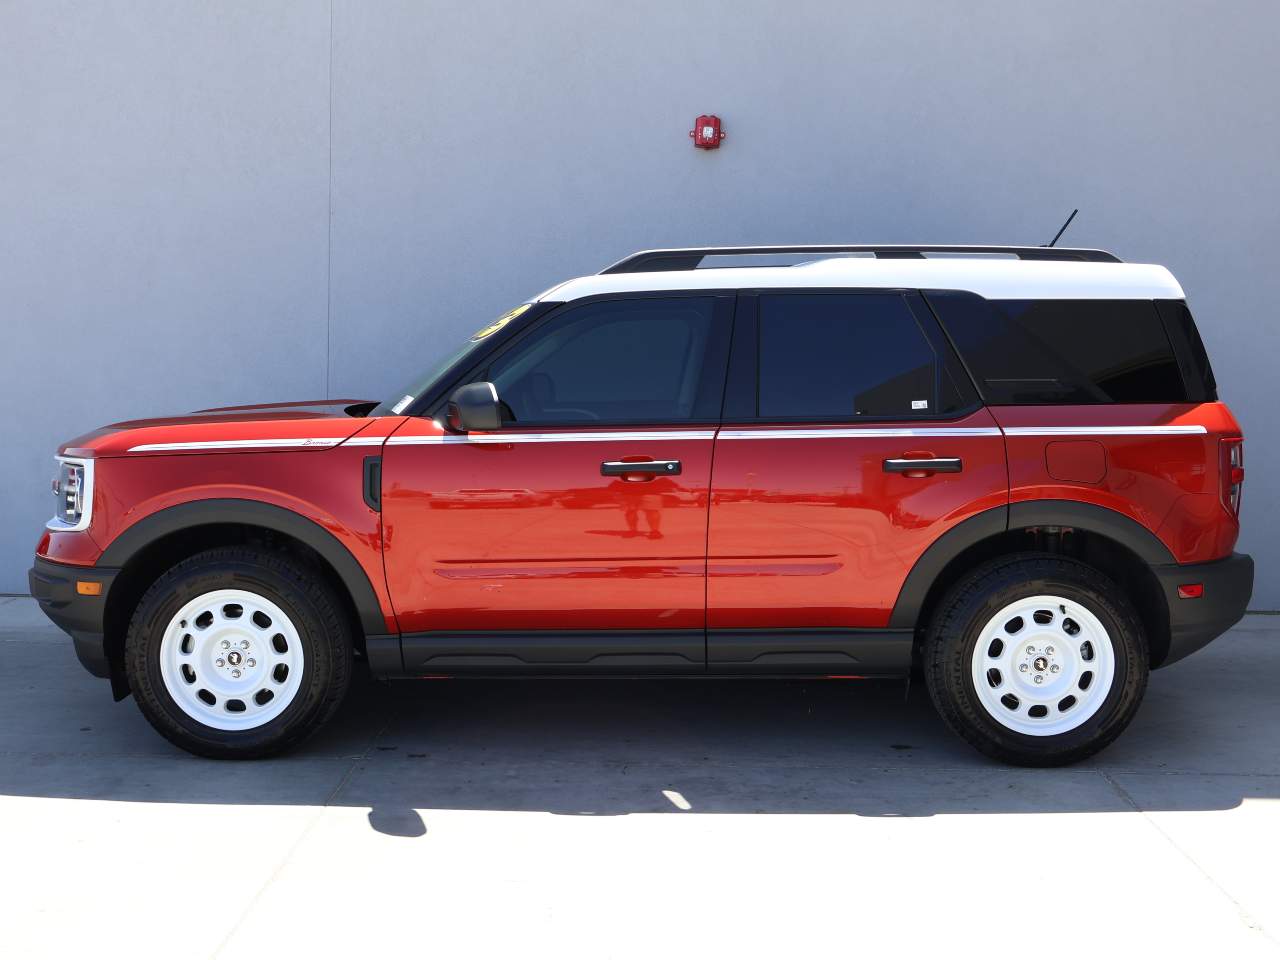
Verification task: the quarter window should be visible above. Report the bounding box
[757,294,939,420]
[486,297,722,424]
[928,294,1189,404]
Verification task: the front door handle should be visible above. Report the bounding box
[601,459,682,479]
[883,457,962,475]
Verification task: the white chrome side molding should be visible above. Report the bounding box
[386,430,718,445]
[128,437,347,453]
[1002,425,1208,437]
[127,424,1207,453]
[717,427,1002,440]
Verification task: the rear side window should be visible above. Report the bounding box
[928,293,1189,404]
[757,293,938,419]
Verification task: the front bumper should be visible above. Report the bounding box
[1153,552,1253,667]
[29,556,119,683]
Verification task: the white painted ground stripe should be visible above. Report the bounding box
[1003,425,1208,436]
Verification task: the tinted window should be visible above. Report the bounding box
[757,294,937,419]
[929,294,1189,404]
[486,297,721,424]
[1156,299,1217,402]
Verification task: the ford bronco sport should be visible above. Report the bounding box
[30,244,1253,765]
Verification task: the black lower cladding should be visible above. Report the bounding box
[1153,551,1253,667]
[28,556,117,680]
[393,628,914,677]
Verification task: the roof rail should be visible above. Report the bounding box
[599,244,1122,274]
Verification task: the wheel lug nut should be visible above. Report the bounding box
[221,640,230,649]
[1025,646,1035,654]
[1046,646,1055,655]
[1019,664,1029,673]
[231,669,241,679]
[1034,675,1043,684]
[240,640,250,649]
[247,658,256,667]
[1050,664,1061,674]
[216,658,225,667]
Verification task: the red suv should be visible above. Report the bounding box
[30,245,1253,764]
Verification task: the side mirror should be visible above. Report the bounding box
[446,381,502,432]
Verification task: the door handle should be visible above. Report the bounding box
[601,459,682,478]
[883,457,962,475]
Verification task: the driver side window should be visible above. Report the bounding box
[485,297,721,425]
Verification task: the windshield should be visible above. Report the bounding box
[371,304,532,416]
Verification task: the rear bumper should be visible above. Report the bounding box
[28,556,118,681]
[1153,552,1253,667]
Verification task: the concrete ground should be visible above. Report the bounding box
[1,597,1278,959]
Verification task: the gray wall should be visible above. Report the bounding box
[3,1,1278,604]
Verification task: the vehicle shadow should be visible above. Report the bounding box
[1,620,1276,835]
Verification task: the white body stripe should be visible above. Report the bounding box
[128,437,346,452]
[717,427,1002,440]
[341,435,389,446]
[127,424,1207,453]
[1003,425,1207,437]
[386,430,717,445]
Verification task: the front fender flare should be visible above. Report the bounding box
[98,498,387,637]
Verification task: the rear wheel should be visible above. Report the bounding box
[924,554,1148,766]
[125,546,352,759]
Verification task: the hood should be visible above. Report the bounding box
[59,399,380,458]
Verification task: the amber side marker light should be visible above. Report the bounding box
[1177,583,1204,599]
[75,581,102,597]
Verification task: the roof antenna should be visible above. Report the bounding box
[1044,208,1079,247]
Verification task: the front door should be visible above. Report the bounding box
[706,290,1009,673]
[382,293,733,674]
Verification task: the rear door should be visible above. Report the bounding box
[381,293,732,674]
[706,290,1008,674]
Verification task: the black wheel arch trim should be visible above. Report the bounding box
[97,498,387,637]
[889,500,1176,628]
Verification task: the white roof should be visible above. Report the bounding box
[538,257,1184,303]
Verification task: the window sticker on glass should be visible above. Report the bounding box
[471,303,531,342]
[912,399,929,410]
[390,394,415,414]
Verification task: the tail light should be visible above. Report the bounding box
[1220,437,1244,516]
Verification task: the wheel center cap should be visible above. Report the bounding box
[227,650,243,667]
[1033,655,1049,671]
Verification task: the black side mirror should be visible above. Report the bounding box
[446,381,502,432]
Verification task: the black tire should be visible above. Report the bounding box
[124,546,353,759]
[923,553,1148,766]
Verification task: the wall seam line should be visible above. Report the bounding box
[324,0,334,397]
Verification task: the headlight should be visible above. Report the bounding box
[49,457,94,531]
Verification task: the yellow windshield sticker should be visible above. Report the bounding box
[470,303,530,342]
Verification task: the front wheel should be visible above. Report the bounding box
[924,554,1148,766]
[124,546,352,759]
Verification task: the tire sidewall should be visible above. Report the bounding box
[126,552,340,757]
[928,556,1148,764]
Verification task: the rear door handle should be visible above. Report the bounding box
[601,459,682,477]
[883,457,962,474]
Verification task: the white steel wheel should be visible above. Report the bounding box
[970,594,1116,737]
[158,588,305,731]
